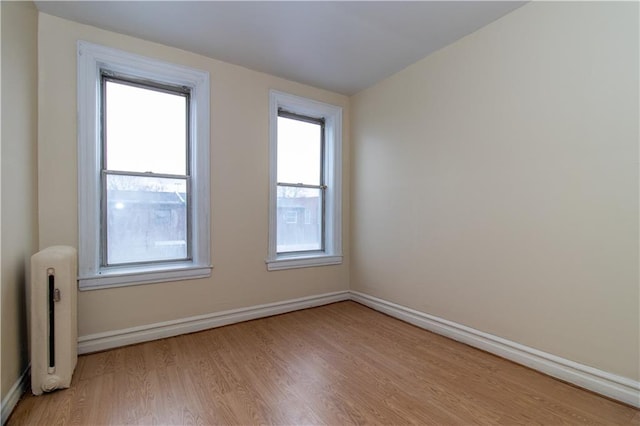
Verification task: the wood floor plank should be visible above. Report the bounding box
[7,301,638,425]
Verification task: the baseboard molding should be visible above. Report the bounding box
[1,365,29,426]
[75,289,639,408]
[78,290,350,354]
[350,291,640,408]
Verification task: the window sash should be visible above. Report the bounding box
[100,170,192,267]
[100,74,192,268]
[276,111,326,254]
[100,74,191,175]
[276,183,326,254]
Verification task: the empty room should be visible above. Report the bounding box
[1,0,639,424]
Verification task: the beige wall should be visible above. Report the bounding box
[351,2,639,380]
[37,14,350,337]
[1,1,39,398]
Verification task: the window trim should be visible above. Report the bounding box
[266,90,343,271]
[77,41,211,290]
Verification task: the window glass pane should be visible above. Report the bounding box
[105,80,187,175]
[277,116,321,185]
[106,174,187,265]
[277,185,321,253]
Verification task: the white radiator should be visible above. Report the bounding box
[30,246,78,395]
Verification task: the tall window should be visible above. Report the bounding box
[78,41,210,289]
[276,111,325,253]
[102,76,190,266]
[267,91,342,271]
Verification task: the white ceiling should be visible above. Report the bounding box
[35,1,526,95]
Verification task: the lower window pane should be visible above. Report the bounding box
[106,174,188,265]
[277,186,322,253]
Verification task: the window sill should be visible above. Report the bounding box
[266,254,343,271]
[79,263,212,290]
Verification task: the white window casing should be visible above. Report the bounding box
[267,90,343,271]
[77,41,211,289]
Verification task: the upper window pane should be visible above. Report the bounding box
[277,116,321,185]
[105,80,187,175]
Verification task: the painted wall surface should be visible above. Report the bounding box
[351,2,639,380]
[1,1,39,398]
[37,14,350,337]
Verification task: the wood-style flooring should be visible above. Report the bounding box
[8,301,640,425]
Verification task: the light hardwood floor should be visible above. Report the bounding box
[8,301,640,425]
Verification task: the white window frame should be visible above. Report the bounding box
[77,41,211,290]
[266,90,343,271]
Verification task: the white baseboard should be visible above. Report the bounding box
[350,291,640,408]
[1,365,29,426]
[78,290,350,354]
